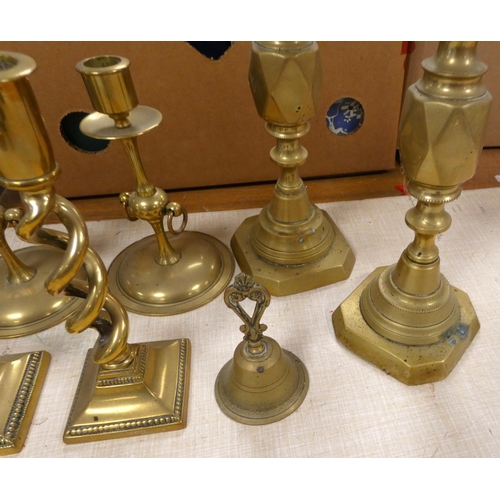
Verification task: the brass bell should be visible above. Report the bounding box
[215,273,309,424]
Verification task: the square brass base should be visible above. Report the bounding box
[64,339,190,444]
[0,351,51,456]
[231,211,355,296]
[332,267,479,385]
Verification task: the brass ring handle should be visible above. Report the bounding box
[166,201,188,235]
[119,192,138,221]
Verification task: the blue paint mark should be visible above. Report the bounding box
[456,324,469,339]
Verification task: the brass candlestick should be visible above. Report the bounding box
[0,53,83,338]
[0,51,191,447]
[333,42,492,385]
[231,41,354,296]
[75,55,234,316]
[215,273,309,424]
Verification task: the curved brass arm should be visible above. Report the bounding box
[6,194,131,366]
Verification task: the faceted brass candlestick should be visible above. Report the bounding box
[333,42,492,385]
[0,52,81,338]
[231,41,354,296]
[215,273,309,424]
[75,55,234,316]
[0,51,191,446]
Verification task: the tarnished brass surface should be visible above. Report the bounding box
[76,55,234,315]
[231,41,354,296]
[332,42,491,385]
[333,268,479,385]
[215,273,309,424]
[0,51,191,445]
[0,351,51,456]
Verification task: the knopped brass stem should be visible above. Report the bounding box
[120,136,180,265]
[267,122,311,223]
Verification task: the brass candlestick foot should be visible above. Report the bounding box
[332,42,491,385]
[76,56,234,316]
[215,274,309,424]
[333,267,479,385]
[232,211,354,296]
[64,338,190,443]
[0,246,83,338]
[0,351,51,456]
[231,42,354,296]
[108,232,233,316]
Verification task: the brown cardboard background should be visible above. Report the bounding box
[404,42,499,147]
[2,42,405,198]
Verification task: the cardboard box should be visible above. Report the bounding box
[404,42,500,147]
[2,42,405,198]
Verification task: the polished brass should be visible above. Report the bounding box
[0,53,81,338]
[333,42,492,385]
[231,41,354,296]
[215,273,309,424]
[0,351,51,456]
[0,51,191,445]
[75,55,234,316]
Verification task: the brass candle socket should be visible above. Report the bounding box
[333,42,492,385]
[0,51,191,449]
[215,273,309,424]
[75,55,234,316]
[231,41,355,296]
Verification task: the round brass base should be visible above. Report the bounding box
[0,246,82,339]
[360,264,460,345]
[333,266,480,385]
[215,337,309,425]
[108,231,234,316]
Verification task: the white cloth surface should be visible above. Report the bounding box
[2,187,500,458]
